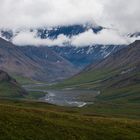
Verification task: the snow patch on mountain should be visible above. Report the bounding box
[50,45,126,68]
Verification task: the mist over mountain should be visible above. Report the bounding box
[0,24,139,47]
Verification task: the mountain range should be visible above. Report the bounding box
[0,25,126,69]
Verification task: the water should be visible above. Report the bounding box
[23,84,100,107]
[40,89,100,107]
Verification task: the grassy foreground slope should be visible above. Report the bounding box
[0,99,140,140]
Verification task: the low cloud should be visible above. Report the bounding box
[71,29,129,46]
[12,29,139,47]
[12,31,70,46]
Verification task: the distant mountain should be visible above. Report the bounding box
[0,70,27,98]
[0,37,77,82]
[50,45,126,68]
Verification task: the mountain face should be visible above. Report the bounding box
[17,46,78,81]
[0,37,41,78]
[0,37,77,82]
[87,40,140,71]
[50,45,126,68]
[0,70,27,98]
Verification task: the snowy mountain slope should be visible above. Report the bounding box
[50,45,126,68]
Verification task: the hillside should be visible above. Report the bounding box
[0,37,77,82]
[0,70,26,98]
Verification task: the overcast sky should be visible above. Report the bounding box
[0,0,140,46]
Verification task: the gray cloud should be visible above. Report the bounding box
[0,0,102,29]
[101,0,140,33]
[0,0,140,46]
[0,0,139,33]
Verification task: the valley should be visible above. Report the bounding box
[0,28,140,140]
[0,1,140,139]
